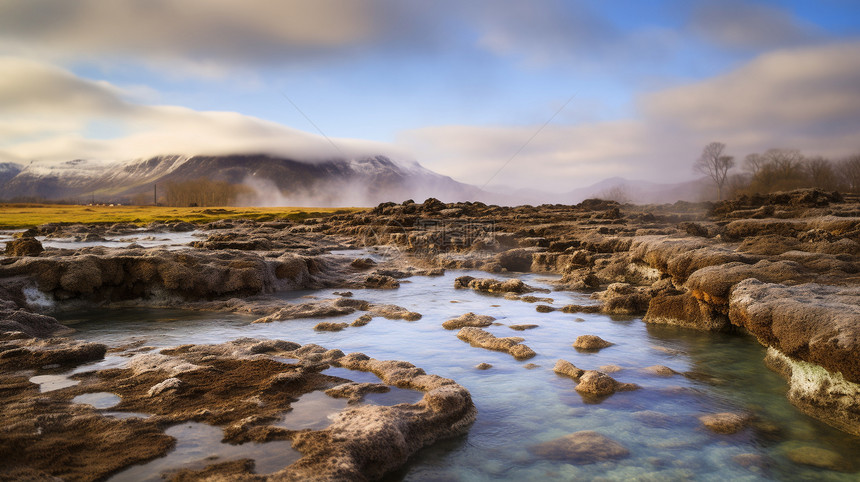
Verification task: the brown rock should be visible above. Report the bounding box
[456,327,536,360]
[732,453,771,470]
[509,324,539,331]
[351,314,373,327]
[314,321,349,332]
[553,360,584,380]
[575,370,639,396]
[365,274,400,289]
[643,365,679,376]
[442,312,495,330]
[698,412,752,434]
[325,382,390,403]
[644,291,730,331]
[530,431,629,464]
[786,446,850,472]
[4,238,43,256]
[350,257,377,269]
[573,335,613,351]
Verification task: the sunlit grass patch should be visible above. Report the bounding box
[0,204,363,229]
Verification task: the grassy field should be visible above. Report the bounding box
[0,204,364,229]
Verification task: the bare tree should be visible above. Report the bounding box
[743,153,766,175]
[839,154,860,193]
[803,156,837,190]
[763,149,804,177]
[694,142,735,200]
[598,184,631,204]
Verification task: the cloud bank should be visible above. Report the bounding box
[0,58,410,165]
[399,41,860,191]
[1,1,858,194]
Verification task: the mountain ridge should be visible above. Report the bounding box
[0,155,708,206]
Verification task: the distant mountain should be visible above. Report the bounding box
[0,154,709,206]
[0,154,484,206]
[0,162,21,187]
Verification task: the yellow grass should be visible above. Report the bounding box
[0,204,364,229]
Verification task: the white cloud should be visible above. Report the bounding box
[401,41,860,190]
[397,121,664,191]
[0,0,439,69]
[4,38,860,192]
[0,58,409,164]
[642,41,860,155]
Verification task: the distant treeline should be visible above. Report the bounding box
[163,178,253,207]
[728,149,860,196]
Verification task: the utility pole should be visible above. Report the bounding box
[153,184,157,206]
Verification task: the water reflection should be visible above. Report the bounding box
[109,422,300,481]
[277,391,348,431]
[72,392,121,409]
[56,268,860,480]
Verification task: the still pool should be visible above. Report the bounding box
[55,269,860,480]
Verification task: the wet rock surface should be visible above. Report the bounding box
[456,327,536,360]
[698,412,753,434]
[442,312,496,330]
[0,337,476,481]
[0,189,859,477]
[529,431,630,464]
[572,334,613,351]
[574,370,639,397]
[4,237,44,256]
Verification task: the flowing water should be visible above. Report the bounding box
[52,267,860,480]
[0,230,200,251]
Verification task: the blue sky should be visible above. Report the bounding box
[1,0,859,191]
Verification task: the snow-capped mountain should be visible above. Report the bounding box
[0,162,21,187]
[0,154,484,206]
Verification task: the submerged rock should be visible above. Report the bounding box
[642,365,680,376]
[785,446,852,472]
[529,431,630,464]
[509,324,539,331]
[698,412,753,434]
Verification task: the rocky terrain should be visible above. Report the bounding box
[0,188,858,479]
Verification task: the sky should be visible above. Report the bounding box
[1,0,859,192]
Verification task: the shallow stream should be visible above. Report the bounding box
[0,230,200,251]
[51,266,860,480]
